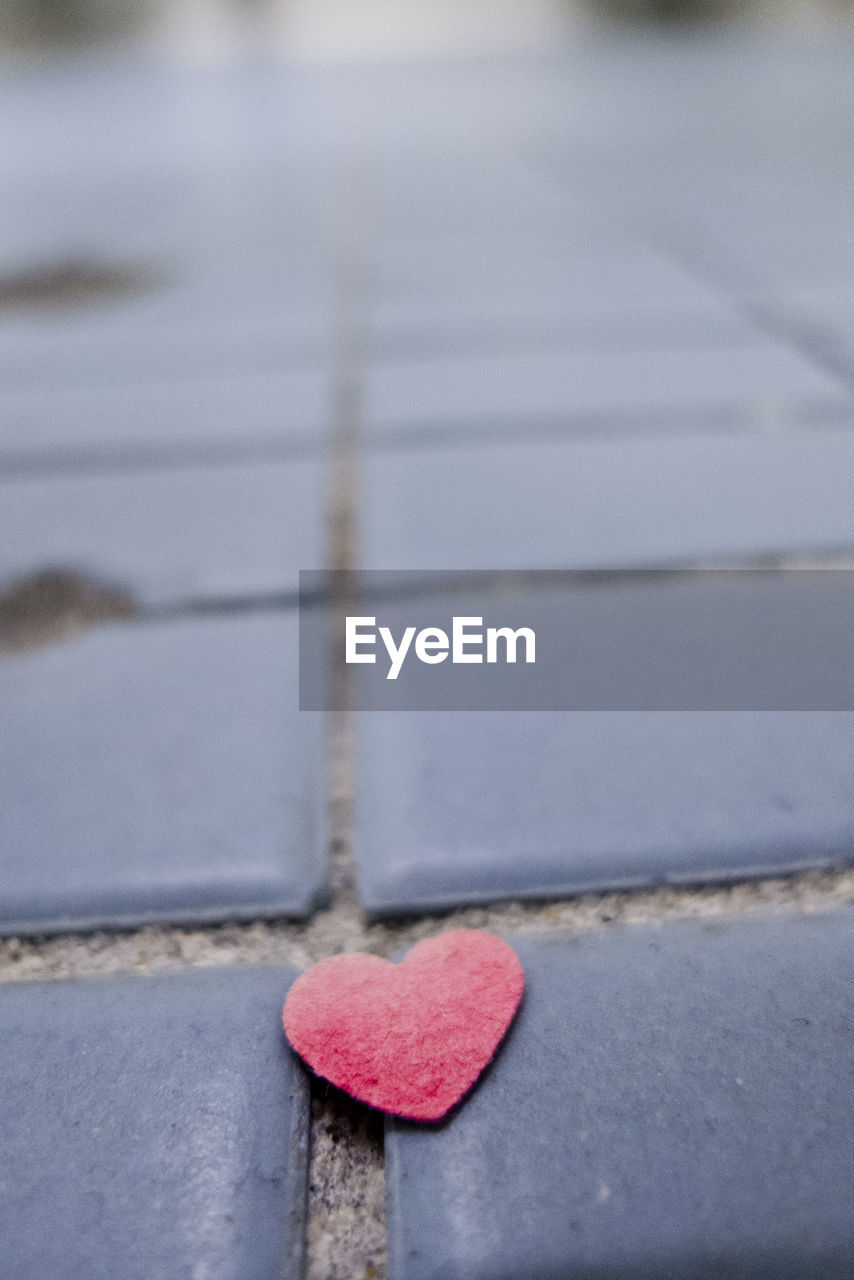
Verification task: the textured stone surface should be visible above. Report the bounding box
[355,711,854,912]
[358,427,854,571]
[0,455,325,607]
[387,911,854,1280]
[0,965,309,1280]
[0,613,327,933]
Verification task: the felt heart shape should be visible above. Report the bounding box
[283,930,524,1121]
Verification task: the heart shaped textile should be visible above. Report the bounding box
[283,930,524,1121]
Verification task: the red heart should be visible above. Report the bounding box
[282,930,524,1121]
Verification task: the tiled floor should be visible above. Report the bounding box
[1,35,854,1280]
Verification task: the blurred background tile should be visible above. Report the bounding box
[0,456,325,607]
[362,343,849,441]
[0,614,327,933]
[358,428,854,570]
[0,369,330,463]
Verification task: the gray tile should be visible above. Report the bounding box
[355,711,854,912]
[781,291,854,342]
[0,231,327,328]
[359,150,596,239]
[359,427,854,571]
[372,243,746,317]
[0,92,326,256]
[0,166,328,338]
[368,298,761,360]
[0,60,315,181]
[686,186,854,293]
[0,74,330,371]
[387,912,854,1280]
[0,313,328,393]
[0,367,329,464]
[756,290,854,378]
[366,240,768,354]
[0,151,329,462]
[0,613,327,933]
[0,966,308,1280]
[0,455,325,608]
[363,344,848,440]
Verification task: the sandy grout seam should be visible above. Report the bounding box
[301,159,390,1280]
[1,871,853,986]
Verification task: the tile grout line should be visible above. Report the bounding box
[640,221,854,399]
[2,872,852,983]
[303,156,389,1280]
